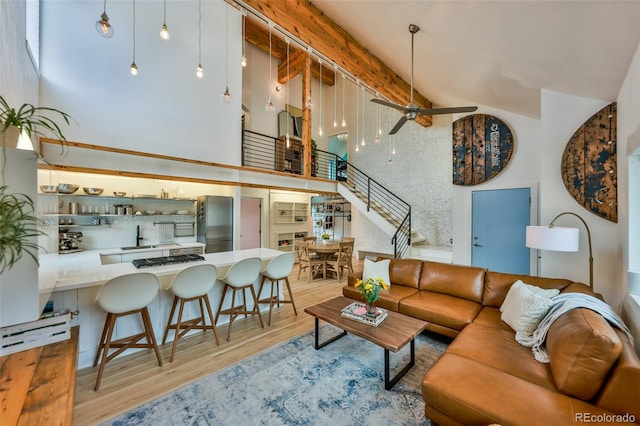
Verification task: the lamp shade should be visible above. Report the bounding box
[526,226,579,252]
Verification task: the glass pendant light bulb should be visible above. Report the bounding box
[241,56,247,67]
[305,95,313,110]
[361,138,365,147]
[285,133,291,148]
[96,12,114,38]
[318,125,323,136]
[222,86,232,103]
[374,134,380,144]
[387,157,393,165]
[355,144,359,152]
[160,24,170,41]
[341,118,346,127]
[333,119,338,128]
[196,64,204,78]
[130,62,138,76]
[265,98,274,112]
[392,147,396,155]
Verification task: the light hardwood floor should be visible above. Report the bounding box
[73,260,362,425]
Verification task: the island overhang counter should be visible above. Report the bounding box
[40,248,284,369]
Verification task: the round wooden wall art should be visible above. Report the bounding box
[452,114,514,186]
[561,102,617,223]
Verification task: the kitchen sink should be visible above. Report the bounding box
[121,245,158,250]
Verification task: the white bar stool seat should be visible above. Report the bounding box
[257,252,297,325]
[162,264,220,362]
[214,257,264,341]
[93,272,163,391]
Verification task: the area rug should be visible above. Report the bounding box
[102,325,448,426]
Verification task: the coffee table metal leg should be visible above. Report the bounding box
[384,338,416,390]
[313,317,347,350]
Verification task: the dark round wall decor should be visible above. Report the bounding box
[453,114,514,186]
[561,102,617,223]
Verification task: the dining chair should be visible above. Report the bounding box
[162,264,220,362]
[302,236,317,242]
[93,272,163,390]
[214,257,264,341]
[326,240,354,282]
[296,242,322,282]
[257,252,297,325]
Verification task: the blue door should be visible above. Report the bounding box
[472,188,530,274]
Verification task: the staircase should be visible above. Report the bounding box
[338,163,411,259]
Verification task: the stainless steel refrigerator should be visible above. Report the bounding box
[197,196,233,253]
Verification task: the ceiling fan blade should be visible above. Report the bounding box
[418,106,478,115]
[371,98,410,113]
[389,116,408,135]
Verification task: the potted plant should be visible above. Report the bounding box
[0,95,72,272]
[0,95,71,149]
[321,232,331,244]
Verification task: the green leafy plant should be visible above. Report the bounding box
[0,185,44,274]
[0,95,72,147]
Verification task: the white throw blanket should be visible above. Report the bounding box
[516,292,633,363]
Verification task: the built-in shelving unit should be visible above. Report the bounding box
[274,201,308,224]
[311,195,351,241]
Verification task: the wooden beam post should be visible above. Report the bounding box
[302,50,312,178]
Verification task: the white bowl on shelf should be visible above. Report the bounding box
[145,210,157,215]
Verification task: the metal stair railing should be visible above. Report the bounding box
[343,159,411,259]
[240,131,411,258]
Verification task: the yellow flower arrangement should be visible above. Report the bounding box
[321,232,331,240]
[354,277,388,304]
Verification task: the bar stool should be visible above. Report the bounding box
[162,264,220,362]
[93,272,163,391]
[257,252,296,325]
[214,257,264,341]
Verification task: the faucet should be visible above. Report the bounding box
[136,225,144,247]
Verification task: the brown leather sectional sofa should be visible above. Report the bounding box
[344,258,640,425]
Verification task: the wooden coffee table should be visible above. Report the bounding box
[304,296,428,390]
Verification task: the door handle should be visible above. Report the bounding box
[473,236,481,247]
[473,242,481,247]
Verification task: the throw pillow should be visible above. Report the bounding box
[500,280,560,313]
[500,281,558,335]
[362,258,391,287]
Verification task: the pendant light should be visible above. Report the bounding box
[265,23,274,111]
[222,5,232,104]
[159,0,170,41]
[361,85,366,147]
[374,93,381,144]
[333,64,338,128]
[241,12,247,67]
[130,0,138,76]
[196,0,203,78]
[387,107,394,164]
[318,59,323,136]
[304,49,313,110]
[285,37,291,148]
[341,73,347,127]
[355,81,359,153]
[96,0,114,38]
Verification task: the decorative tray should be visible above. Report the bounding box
[341,302,388,327]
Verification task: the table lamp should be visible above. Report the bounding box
[525,212,593,290]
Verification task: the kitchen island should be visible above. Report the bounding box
[40,247,284,369]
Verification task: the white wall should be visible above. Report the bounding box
[539,91,618,305]
[39,0,241,166]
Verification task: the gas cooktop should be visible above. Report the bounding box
[132,253,205,269]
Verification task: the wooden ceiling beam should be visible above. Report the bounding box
[246,17,335,86]
[241,0,433,127]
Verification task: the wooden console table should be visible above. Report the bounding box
[0,326,79,425]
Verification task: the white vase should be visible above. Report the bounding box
[322,239,328,245]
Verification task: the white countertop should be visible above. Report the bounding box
[39,247,283,293]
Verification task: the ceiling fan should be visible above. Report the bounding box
[371,24,478,135]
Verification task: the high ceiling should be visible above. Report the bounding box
[311,0,640,118]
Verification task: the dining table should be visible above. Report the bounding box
[307,241,341,279]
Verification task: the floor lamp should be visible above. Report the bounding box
[525,212,593,290]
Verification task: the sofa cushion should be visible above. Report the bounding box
[483,271,572,307]
[447,323,557,390]
[362,258,390,285]
[399,291,481,331]
[472,306,515,331]
[342,284,418,312]
[500,280,559,335]
[422,353,617,426]
[387,258,423,289]
[546,308,622,401]
[419,261,485,303]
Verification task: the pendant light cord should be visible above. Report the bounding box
[132,0,136,62]
[225,6,229,85]
[198,0,202,64]
[163,0,167,25]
